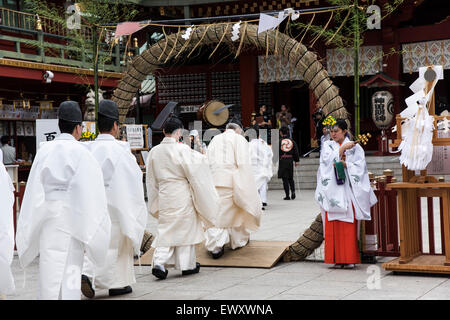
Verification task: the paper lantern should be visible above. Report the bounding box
[372,90,394,129]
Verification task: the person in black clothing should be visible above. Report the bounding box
[278,126,300,200]
[252,105,272,144]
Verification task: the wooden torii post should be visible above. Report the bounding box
[383,66,450,274]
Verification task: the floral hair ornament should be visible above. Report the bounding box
[322,116,337,127]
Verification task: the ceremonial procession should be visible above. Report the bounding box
[1,0,450,311]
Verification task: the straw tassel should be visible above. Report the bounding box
[234,22,247,58]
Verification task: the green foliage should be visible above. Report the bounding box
[24,0,138,71]
[291,0,405,50]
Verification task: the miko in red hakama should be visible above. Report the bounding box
[324,207,361,265]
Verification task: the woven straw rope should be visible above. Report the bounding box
[112,23,350,261]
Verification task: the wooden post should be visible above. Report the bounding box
[442,190,450,266]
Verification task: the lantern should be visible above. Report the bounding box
[371,90,394,129]
[13,93,31,109]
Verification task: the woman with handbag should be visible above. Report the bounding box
[315,119,377,269]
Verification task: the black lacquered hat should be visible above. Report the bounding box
[58,100,82,123]
[98,99,119,121]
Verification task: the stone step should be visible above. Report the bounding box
[269,155,404,190]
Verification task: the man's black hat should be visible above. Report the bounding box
[58,100,82,123]
[98,99,119,121]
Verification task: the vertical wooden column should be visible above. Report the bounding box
[442,189,450,266]
[398,188,421,264]
[309,89,317,144]
[239,55,257,128]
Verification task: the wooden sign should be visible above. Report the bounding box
[120,124,149,151]
[427,130,450,174]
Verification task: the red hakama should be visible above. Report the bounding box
[324,207,361,264]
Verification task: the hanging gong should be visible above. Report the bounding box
[199,100,230,127]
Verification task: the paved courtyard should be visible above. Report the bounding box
[8,190,450,300]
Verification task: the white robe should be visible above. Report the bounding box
[16,133,111,298]
[207,130,262,230]
[0,150,15,295]
[315,137,377,225]
[249,138,273,190]
[82,134,148,289]
[146,137,219,248]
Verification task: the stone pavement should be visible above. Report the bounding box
[8,190,450,300]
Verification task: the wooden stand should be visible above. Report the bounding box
[384,69,450,274]
[383,182,450,274]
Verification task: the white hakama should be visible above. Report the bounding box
[205,130,262,252]
[146,137,218,271]
[82,134,147,290]
[249,138,273,204]
[0,150,15,297]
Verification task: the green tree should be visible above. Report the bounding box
[292,0,405,136]
[25,0,139,121]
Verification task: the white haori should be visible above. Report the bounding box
[0,150,15,295]
[146,137,219,248]
[82,134,147,289]
[16,133,111,298]
[207,130,263,230]
[315,137,377,225]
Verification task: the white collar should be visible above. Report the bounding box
[162,137,176,144]
[56,133,76,141]
[96,134,116,141]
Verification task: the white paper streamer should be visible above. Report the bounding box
[231,21,241,41]
[399,65,443,171]
[181,25,194,40]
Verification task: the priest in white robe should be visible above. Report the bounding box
[315,119,377,269]
[146,117,219,280]
[0,149,15,298]
[249,125,273,209]
[16,101,111,300]
[205,120,263,259]
[81,100,147,298]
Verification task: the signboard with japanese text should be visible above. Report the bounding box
[125,125,144,149]
[36,119,60,150]
[427,130,450,174]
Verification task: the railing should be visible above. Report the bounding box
[364,170,401,257]
[0,7,137,73]
[0,7,35,31]
[364,170,448,258]
[0,7,93,39]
